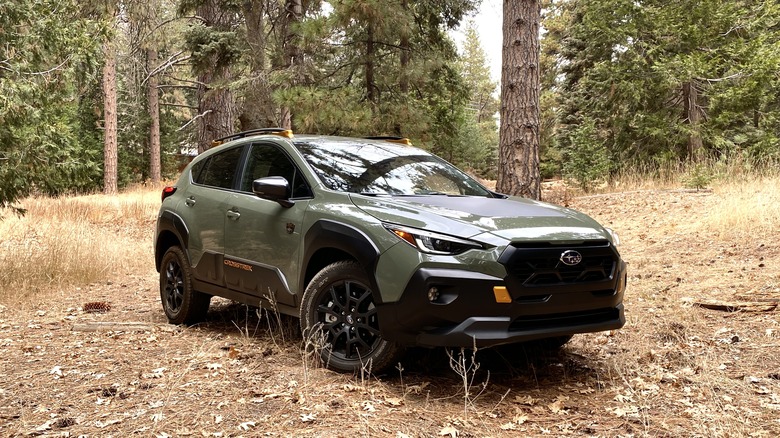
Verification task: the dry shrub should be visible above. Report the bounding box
[702,176,780,239]
[0,187,160,304]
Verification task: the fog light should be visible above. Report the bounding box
[427,287,439,302]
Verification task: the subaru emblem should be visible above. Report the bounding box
[560,250,583,266]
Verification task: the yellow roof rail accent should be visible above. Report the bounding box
[211,128,294,147]
[364,136,412,146]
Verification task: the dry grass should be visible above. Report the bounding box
[704,176,780,239]
[0,185,160,305]
[1,173,780,436]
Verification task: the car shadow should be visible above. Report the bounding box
[196,301,605,394]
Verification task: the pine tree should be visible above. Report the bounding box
[497,0,542,199]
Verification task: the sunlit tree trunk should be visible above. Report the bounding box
[497,0,541,200]
[102,37,118,194]
[148,48,161,183]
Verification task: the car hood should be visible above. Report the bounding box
[350,195,609,243]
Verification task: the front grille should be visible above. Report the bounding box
[510,254,615,285]
[509,308,619,331]
[500,242,617,287]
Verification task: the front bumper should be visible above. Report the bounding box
[377,250,627,348]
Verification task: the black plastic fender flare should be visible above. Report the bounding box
[300,219,384,303]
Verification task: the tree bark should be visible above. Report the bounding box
[238,1,277,130]
[280,0,303,130]
[102,38,118,194]
[497,0,541,200]
[366,20,377,107]
[147,48,161,183]
[682,81,703,160]
[196,0,237,154]
[395,0,410,136]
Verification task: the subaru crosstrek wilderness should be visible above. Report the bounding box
[155,128,626,372]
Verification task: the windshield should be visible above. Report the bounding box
[294,139,492,197]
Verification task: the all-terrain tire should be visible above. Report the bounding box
[300,261,403,373]
[160,246,211,325]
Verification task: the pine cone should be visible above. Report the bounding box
[83,301,112,313]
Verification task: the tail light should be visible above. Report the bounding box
[161,186,177,202]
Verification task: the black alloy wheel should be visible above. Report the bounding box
[301,261,402,373]
[159,246,210,325]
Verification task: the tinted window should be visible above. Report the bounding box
[295,140,491,197]
[197,146,244,189]
[241,144,312,198]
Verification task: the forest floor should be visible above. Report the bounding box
[1,186,779,437]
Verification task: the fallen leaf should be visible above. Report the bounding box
[301,413,316,423]
[439,425,459,437]
[514,395,539,406]
[500,422,516,430]
[34,420,54,432]
[95,419,122,428]
[385,397,403,406]
[239,421,256,430]
[548,399,567,414]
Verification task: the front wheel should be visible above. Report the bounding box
[160,246,211,325]
[300,261,402,373]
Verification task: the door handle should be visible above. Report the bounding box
[226,209,241,220]
[184,196,196,207]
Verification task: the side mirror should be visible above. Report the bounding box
[252,176,294,208]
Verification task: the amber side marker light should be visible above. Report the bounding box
[493,286,512,303]
[391,229,417,246]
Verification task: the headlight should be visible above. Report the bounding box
[605,227,621,247]
[384,224,484,255]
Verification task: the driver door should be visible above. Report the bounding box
[223,142,312,307]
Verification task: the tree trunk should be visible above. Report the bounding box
[497,0,541,200]
[147,48,161,183]
[196,0,237,154]
[280,0,303,130]
[395,0,410,136]
[102,38,118,194]
[682,81,703,160]
[366,20,376,107]
[238,1,277,130]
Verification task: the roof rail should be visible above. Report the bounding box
[364,136,412,146]
[211,128,294,147]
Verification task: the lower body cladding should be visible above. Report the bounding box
[376,261,627,348]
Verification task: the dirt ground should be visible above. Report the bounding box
[1,189,779,437]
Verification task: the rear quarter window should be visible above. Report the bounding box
[192,146,244,189]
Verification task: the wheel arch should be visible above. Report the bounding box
[301,220,383,302]
[155,211,189,272]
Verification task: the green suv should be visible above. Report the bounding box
[155,129,626,372]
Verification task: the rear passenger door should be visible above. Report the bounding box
[181,145,245,286]
[223,142,312,307]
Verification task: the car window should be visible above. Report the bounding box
[241,143,312,199]
[196,146,244,189]
[295,140,491,197]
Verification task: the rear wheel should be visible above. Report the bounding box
[160,246,211,325]
[300,261,402,373]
